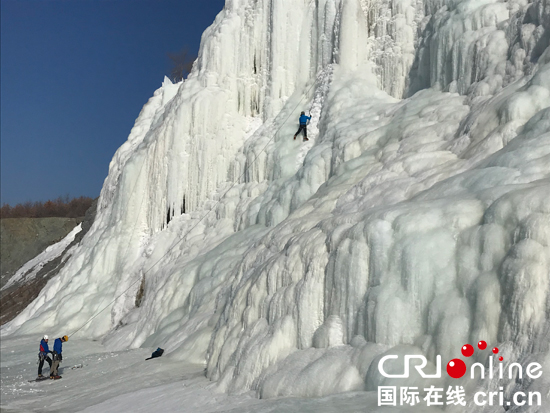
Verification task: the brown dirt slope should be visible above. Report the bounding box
[1,217,81,288]
[0,200,97,325]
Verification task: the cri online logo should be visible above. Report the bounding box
[379,340,543,380]
[447,341,499,379]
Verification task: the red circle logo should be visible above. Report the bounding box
[461,344,474,357]
[447,359,467,379]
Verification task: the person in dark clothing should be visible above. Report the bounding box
[294,111,311,141]
[50,335,68,378]
[38,335,52,378]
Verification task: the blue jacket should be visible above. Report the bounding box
[39,339,49,355]
[53,338,63,354]
[299,114,311,125]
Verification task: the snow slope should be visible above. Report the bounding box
[0,335,405,413]
[1,224,82,291]
[2,0,550,410]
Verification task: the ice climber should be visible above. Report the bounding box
[50,335,68,379]
[38,335,52,378]
[293,111,311,141]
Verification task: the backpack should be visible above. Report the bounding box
[146,347,164,360]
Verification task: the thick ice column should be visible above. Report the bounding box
[337,0,370,70]
[408,0,550,96]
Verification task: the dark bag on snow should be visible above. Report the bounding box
[145,347,164,360]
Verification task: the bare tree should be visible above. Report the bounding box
[168,47,195,82]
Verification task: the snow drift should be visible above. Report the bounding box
[3,0,549,408]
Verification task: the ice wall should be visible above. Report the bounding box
[3,0,550,408]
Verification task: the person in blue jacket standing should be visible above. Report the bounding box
[50,335,68,379]
[293,111,311,141]
[38,335,52,378]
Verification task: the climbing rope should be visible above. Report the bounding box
[38,149,150,337]
[68,80,318,337]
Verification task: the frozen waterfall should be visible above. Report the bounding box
[3,0,549,408]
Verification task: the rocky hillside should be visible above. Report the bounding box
[0,200,97,325]
[1,217,81,288]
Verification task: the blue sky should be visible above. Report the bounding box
[1,0,225,205]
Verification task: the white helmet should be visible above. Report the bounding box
[43,335,48,340]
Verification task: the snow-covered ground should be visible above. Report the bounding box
[2,0,549,411]
[1,335,403,413]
